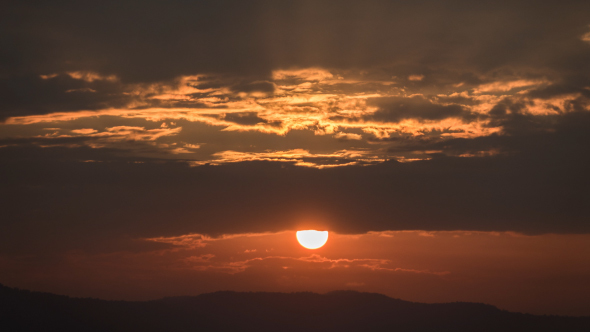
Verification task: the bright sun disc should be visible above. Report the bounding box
[296,230,329,249]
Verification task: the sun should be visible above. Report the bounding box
[296,230,329,249]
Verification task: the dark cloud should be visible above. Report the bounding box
[230,81,276,94]
[0,74,130,120]
[387,109,590,155]
[2,0,589,83]
[0,136,92,147]
[223,112,270,126]
[365,96,475,123]
[527,77,590,100]
[0,0,589,120]
[434,95,480,106]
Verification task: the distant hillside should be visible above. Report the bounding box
[1,284,588,331]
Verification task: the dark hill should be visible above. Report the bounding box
[1,284,588,331]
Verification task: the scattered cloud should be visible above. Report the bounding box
[66,71,118,83]
[473,80,547,94]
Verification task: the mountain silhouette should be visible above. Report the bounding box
[1,283,588,331]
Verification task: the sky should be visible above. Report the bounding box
[1,0,590,316]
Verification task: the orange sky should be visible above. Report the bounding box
[2,230,589,316]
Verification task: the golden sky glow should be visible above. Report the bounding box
[1,230,589,316]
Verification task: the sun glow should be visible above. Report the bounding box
[296,230,329,249]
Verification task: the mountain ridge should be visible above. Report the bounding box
[1,283,589,331]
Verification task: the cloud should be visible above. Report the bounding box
[333,132,362,140]
[473,80,547,94]
[1,109,589,259]
[272,68,334,82]
[2,1,589,86]
[230,81,276,94]
[1,66,588,170]
[0,74,131,120]
[65,71,118,83]
[80,126,182,142]
[143,231,452,275]
[223,112,272,126]
[2,65,587,169]
[71,128,98,135]
[190,149,382,168]
[365,96,475,123]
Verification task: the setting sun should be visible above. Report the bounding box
[296,230,329,249]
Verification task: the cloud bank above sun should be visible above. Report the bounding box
[0,0,589,168]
